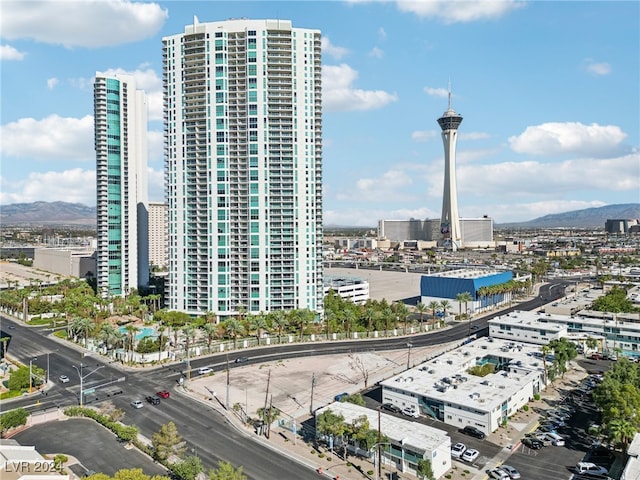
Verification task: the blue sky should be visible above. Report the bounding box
[1,0,638,225]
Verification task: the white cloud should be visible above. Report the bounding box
[47,77,59,90]
[508,122,628,157]
[0,169,96,205]
[0,44,26,60]
[412,130,438,142]
[147,166,164,203]
[148,130,164,165]
[323,64,398,112]
[1,115,94,161]
[1,0,168,48]
[98,65,163,121]
[369,47,384,58]
[459,132,490,141]
[584,59,612,76]
[324,206,439,227]
[424,86,448,98]
[335,169,417,203]
[321,37,349,59]
[396,0,525,23]
[455,154,640,198]
[378,27,387,40]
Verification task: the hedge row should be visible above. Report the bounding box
[63,407,138,442]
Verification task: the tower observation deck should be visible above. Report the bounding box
[437,89,463,251]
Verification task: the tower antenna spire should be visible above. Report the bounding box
[448,77,452,110]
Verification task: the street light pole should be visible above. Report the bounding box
[29,359,33,393]
[72,360,105,408]
[406,343,413,370]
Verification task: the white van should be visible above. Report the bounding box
[544,432,565,446]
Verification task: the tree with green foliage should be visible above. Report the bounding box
[151,421,185,461]
[316,409,347,453]
[0,407,29,434]
[208,461,246,480]
[417,459,435,480]
[548,338,577,378]
[171,455,204,480]
[8,365,45,391]
[592,286,636,313]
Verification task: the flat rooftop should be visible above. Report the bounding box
[424,268,502,279]
[381,337,544,413]
[490,311,567,332]
[316,401,449,452]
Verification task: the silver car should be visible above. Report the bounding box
[130,400,144,409]
[500,465,521,479]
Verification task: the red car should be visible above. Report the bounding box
[156,390,170,399]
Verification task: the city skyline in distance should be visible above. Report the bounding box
[1,1,638,225]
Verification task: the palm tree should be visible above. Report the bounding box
[71,317,94,347]
[457,292,473,336]
[440,300,451,321]
[270,310,288,344]
[427,301,440,329]
[343,308,356,339]
[607,418,636,448]
[124,324,138,364]
[224,318,242,349]
[251,312,268,345]
[97,322,118,353]
[392,302,410,335]
[202,322,218,352]
[415,302,428,330]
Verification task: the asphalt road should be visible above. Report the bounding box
[0,280,569,478]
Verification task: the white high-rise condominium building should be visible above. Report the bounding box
[163,18,323,318]
[94,73,149,298]
[148,202,168,269]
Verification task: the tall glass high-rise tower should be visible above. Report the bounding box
[437,90,463,251]
[94,73,149,298]
[163,18,323,318]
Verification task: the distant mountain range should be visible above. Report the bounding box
[0,201,638,229]
[498,203,640,229]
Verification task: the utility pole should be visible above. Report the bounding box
[267,394,273,439]
[406,342,413,370]
[309,372,316,415]
[377,407,382,480]
[262,369,271,437]
[226,354,230,410]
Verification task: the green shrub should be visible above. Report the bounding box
[0,407,29,433]
[523,405,529,411]
[533,393,541,401]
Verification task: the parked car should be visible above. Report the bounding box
[461,448,479,463]
[130,400,144,409]
[521,437,543,450]
[198,367,213,375]
[334,392,349,402]
[527,432,551,446]
[451,443,466,459]
[59,375,70,383]
[380,403,401,414]
[402,406,420,418]
[156,390,170,399]
[461,425,486,439]
[487,468,510,480]
[575,462,608,476]
[500,465,521,479]
[146,395,161,405]
[543,432,565,446]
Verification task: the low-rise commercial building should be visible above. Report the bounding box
[315,402,451,479]
[324,274,369,304]
[489,313,567,345]
[380,337,546,435]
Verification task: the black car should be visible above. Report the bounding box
[461,426,486,439]
[146,395,161,405]
[235,356,249,364]
[522,437,543,450]
[380,403,401,414]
